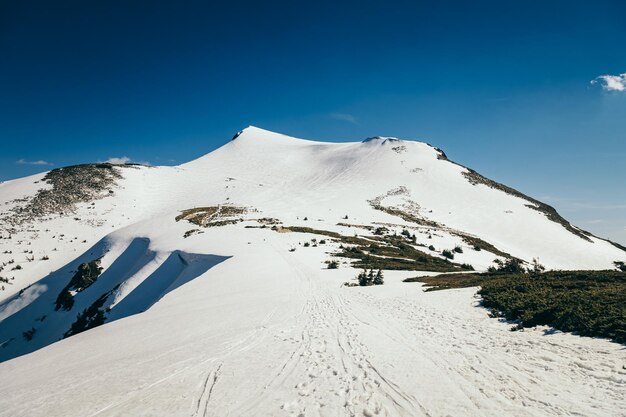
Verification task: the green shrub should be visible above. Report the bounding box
[55,290,74,311]
[373,269,384,285]
[55,259,103,311]
[373,227,387,235]
[487,258,525,274]
[357,270,371,286]
[405,270,626,344]
[22,327,36,341]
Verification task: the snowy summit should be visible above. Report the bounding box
[0,127,624,417]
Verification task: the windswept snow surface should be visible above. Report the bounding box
[0,126,624,416]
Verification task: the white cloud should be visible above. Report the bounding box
[16,159,53,166]
[591,73,626,92]
[101,156,152,166]
[330,112,359,125]
[104,156,131,164]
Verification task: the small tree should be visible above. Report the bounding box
[367,269,374,286]
[488,258,525,274]
[531,258,545,274]
[22,327,36,341]
[441,250,454,260]
[327,260,339,269]
[374,227,386,236]
[358,270,369,286]
[373,269,384,285]
[454,245,463,253]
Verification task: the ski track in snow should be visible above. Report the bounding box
[0,232,624,417]
[0,127,624,417]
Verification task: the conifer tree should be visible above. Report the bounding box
[358,269,368,286]
[374,269,384,285]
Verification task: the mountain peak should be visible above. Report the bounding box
[231,125,294,139]
[362,136,402,144]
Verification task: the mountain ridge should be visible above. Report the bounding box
[0,127,624,416]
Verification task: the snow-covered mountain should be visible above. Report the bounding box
[0,127,624,417]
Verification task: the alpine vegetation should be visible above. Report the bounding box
[0,127,624,417]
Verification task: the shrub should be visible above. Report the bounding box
[531,258,546,273]
[487,258,525,274]
[615,261,626,272]
[373,269,384,285]
[22,327,36,341]
[404,270,626,344]
[303,242,310,247]
[358,269,373,286]
[65,296,107,338]
[454,245,463,253]
[441,250,454,260]
[327,260,339,269]
[55,290,74,311]
[428,245,435,251]
[473,245,481,251]
[373,227,387,236]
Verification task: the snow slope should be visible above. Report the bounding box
[0,126,624,416]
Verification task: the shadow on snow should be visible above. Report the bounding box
[0,237,229,362]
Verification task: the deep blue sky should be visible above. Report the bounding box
[1,0,625,244]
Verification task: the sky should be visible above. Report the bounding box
[0,0,625,244]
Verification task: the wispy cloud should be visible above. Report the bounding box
[104,156,131,164]
[330,112,359,125]
[16,158,53,166]
[591,73,626,92]
[101,156,152,166]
